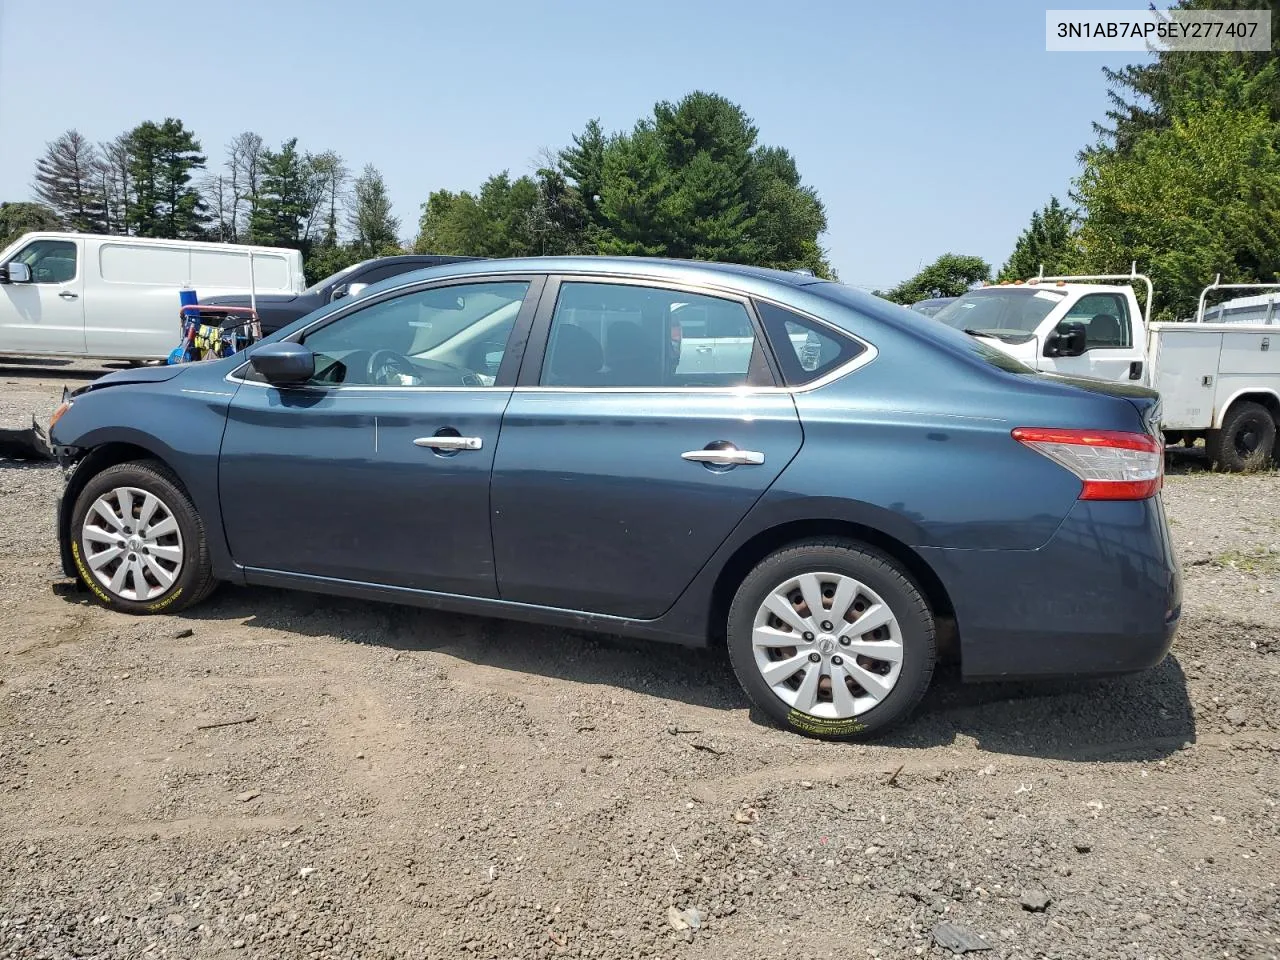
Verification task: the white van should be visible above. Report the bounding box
[0,232,305,362]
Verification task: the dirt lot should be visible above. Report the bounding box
[1,359,1277,960]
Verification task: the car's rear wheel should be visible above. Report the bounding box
[726,540,936,739]
[70,460,217,615]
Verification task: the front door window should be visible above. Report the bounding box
[10,240,77,283]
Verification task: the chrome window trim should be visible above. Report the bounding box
[223,271,880,395]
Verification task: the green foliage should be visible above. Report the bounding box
[414,91,833,274]
[248,138,323,251]
[558,119,606,226]
[302,242,369,287]
[32,130,106,233]
[348,164,401,255]
[998,197,1077,281]
[0,201,62,247]
[1074,91,1280,320]
[746,146,831,275]
[415,172,540,257]
[1096,0,1280,152]
[878,253,991,304]
[124,118,207,239]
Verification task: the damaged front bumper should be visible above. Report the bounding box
[0,416,54,461]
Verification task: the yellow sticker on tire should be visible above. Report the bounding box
[787,710,866,737]
[72,538,182,611]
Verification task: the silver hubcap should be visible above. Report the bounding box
[751,571,904,719]
[81,486,184,602]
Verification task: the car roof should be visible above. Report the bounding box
[368,254,483,265]
[374,255,827,291]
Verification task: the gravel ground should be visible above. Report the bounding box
[1,359,1277,960]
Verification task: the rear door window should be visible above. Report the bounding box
[541,281,771,388]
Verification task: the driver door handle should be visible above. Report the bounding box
[682,447,764,466]
[59,291,79,300]
[414,436,483,451]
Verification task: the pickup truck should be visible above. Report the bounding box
[199,254,480,335]
[931,270,1280,471]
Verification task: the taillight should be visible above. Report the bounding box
[1012,427,1163,501]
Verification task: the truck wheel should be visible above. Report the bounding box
[69,460,218,614]
[725,540,936,740]
[1208,401,1276,472]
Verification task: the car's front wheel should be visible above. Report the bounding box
[70,460,217,614]
[726,540,936,739]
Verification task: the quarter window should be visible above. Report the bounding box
[754,300,865,385]
[10,240,76,284]
[297,280,530,387]
[1061,293,1132,349]
[541,282,766,388]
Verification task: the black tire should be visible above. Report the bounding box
[69,460,217,615]
[726,539,936,740]
[1208,401,1276,472]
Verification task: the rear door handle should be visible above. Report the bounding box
[682,447,765,466]
[414,436,483,451]
[59,291,79,300]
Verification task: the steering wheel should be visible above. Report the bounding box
[366,349,420,386]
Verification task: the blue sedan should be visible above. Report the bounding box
[48,257,1180,738]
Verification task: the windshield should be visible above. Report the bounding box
[302,259,374,297]
[934,288,1066,342]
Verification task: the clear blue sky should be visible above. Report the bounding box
[0,0,1150,289]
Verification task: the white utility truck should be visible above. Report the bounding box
[0,232,305,363]
[932,269,1280,471]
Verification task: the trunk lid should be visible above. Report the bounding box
[1042,372,1163,437]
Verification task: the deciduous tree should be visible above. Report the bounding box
[878,253,991,304]
[0,201,62,246]
[348,164,400,254]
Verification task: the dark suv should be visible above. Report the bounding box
[200,254,481,335]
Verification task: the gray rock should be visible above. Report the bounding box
[1020,889,1051,912]
[932,922,993,954]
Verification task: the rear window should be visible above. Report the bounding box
[754,300,865,386]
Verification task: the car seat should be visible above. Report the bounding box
[545,323,604,385]
[1089,313,1125,347]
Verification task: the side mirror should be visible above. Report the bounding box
[249,342,314,384]
[330,281,369,303]
[1045,321,1087,358]
[0,262,31,284]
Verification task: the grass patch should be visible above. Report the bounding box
[1209,548,1280,575]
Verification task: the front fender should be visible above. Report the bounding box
[53,375,242,582]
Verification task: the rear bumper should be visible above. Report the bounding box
[920,496,1181,680]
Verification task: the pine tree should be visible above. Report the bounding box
[32,130,106,232]
[249,139,323,249]
[999,197,1076,280]
[124,119,208,239]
